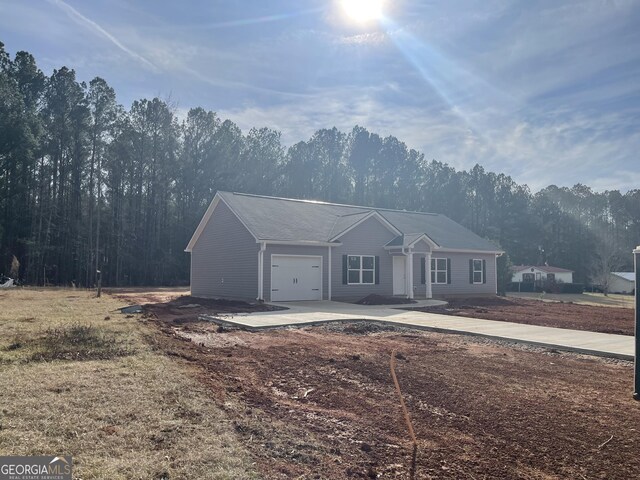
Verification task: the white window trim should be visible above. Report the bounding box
[430,257,448,284]
[473,258,483,284]
[347,254,375,285]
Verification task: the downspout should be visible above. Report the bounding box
[328,246,332,301]
[425,250,432,299]
[189,249,193,296]
[257,242,266,301]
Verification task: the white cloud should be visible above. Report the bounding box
[45,0,157,71]
[218,87,640,193]
[2,0,637,193]
[338,32,388,45]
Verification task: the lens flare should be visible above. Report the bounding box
[340,0,384,22]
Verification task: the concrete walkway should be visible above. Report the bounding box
[204,300,635,360]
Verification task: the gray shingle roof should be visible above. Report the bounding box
[512,265,574,273]
[218,191,501,252]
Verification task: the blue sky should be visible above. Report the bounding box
[1,0,639,192]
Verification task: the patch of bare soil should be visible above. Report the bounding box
[356,294,416,305]
[147,316,640,480]
[410,297,635,335]
[141,295,286,327]
[107,287,190,305]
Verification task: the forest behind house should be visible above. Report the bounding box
[1,42,638,288]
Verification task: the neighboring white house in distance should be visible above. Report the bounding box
[511,265,574,284]
[608,272,635,294]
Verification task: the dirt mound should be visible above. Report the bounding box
[356,294,416,305]
[141,295,286,326]
[168,295,264,310]
[324,321,410,335]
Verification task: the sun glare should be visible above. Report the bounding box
[340,0,384,23]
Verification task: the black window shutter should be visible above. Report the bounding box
[469,259,473,284]
[447,258,452,284]
[420,258,426,284]
[342,255,348,284]
[375,256,380,284]
[482,259,487,284]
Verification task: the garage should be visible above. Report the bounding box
[271,255,322,301]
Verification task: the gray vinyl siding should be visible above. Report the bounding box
[411,252,497,297]
[191,201,258,299]
[331,217,397,299]
[431,252,496,296]
[263,244,329,301]
[412,239,430,253]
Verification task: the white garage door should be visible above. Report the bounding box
[271,255,322,301]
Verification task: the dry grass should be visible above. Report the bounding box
[26,323,134,362]
[0,288,256,479]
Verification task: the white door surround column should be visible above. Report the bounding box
[407,250,414,299]
[425,251,432,299]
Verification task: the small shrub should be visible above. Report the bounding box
[508,282,584,294]
[542,278,560,294]
[558,283,584,294]
[507,282,535,292]
[31,324,133,362]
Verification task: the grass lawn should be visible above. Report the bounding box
[0,288,256,479]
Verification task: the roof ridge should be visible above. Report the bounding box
[224,191,440,216]
[337,211,371,217]
[512,264,573,272]
[377,209,439,217]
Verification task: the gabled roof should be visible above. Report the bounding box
[329,211,401,241]
[611,272,635,282]
[385,233,439,249]
[512,265,574,273]
[186,191,502,253]
[329,211,371,239]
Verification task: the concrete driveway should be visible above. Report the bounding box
[205,300,634,360]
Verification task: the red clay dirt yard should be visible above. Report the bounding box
[410,296,635,336]
[128,292,639,479]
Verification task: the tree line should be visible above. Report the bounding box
[1,42,638,287]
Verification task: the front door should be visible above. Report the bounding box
[393,255,406,295]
